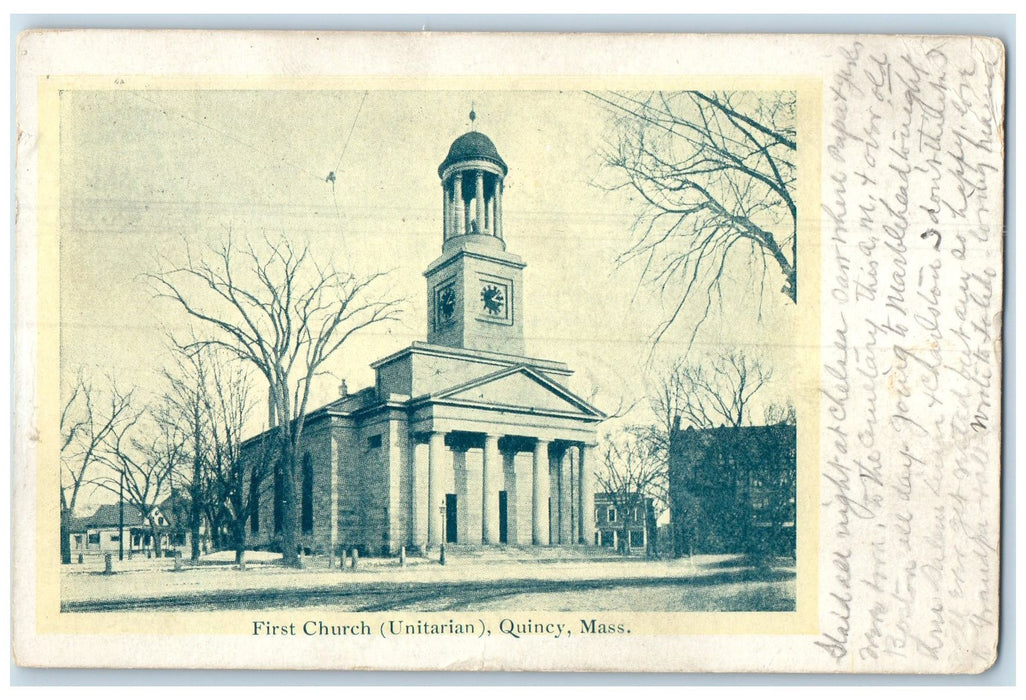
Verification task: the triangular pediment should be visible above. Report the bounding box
[433,366,604,418]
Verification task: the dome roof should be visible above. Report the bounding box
[438,131,508,177]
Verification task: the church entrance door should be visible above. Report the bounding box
[498,491,508,544]
[445,494,458,543]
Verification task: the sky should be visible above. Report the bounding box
[59,88,799,450]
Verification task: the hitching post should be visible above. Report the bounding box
[103,552,113,575]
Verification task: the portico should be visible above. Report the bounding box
[410,430,596,549]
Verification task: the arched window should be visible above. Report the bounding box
[273,461,283,535]
[301,453,314,535]
[249,468,260,534]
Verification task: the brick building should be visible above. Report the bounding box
[668,422,796,558]
[593,492,652,553]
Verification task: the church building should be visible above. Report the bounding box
[249,128,605,557]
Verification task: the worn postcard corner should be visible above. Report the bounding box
[12,30,1004,673]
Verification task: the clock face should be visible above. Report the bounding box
[435,284,457,328]
[481,284,506,316]
[439,287,456,320]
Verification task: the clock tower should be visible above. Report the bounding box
[425,129,526,356]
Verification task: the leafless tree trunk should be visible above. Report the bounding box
[60,372,134,564]
[162,348,212,561]
[149,233,403,567]
[593,90,797,348]
[195,348,265,566]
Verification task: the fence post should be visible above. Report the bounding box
[103,552,113,575]
[399,546,406,567]
[350,548,359,570]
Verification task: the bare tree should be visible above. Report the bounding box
[593,90,797,347]
[161,348,212,561]
[763,400,797,426]
[150,234,403,567]
[96,403,184,558]
[197,349,266,566]
[653,350,772,431]
[594,427,666,556]
[59,372,134,564]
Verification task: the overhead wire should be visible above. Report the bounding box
[131,91,326,184]
[129,90,373,255]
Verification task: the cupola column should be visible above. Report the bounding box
[487,186,495,235]
[496,179,504,238]
[475,170,485,235]
[442,182,451,239]
[453,172,464,236]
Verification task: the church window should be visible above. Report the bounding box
[273,463,283,534]
[367,434,382,449]
[249,469,260,534]
[301,453,314,534]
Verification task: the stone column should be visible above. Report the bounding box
[475,170,485,235]
[578,444,595,545]
[549,457,559,545]
[503,450,518,544]
[453,172,464,235]
[427,431,445,549]
[453,448,470,544]
[410,437,428,551]
[482,434,500,544]
[558,447,573,544]
[532,439,550,545]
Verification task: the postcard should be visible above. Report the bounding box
[12,30,1004,672]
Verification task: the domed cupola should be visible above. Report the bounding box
[438,131,508,178]
[425,118,526,356]
[438,127,508,246]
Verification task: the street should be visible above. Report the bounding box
[61,551,795,613]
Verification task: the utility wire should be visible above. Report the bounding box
[132,91,326,183]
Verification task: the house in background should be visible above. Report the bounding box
[668,421,796,558]
[68,500,188,557]
[593,492,652,553]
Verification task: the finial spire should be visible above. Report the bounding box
[469,102,477,130]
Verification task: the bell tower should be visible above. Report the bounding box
[425,127,526,356]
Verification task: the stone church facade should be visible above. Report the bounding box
[247,129,604,556]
